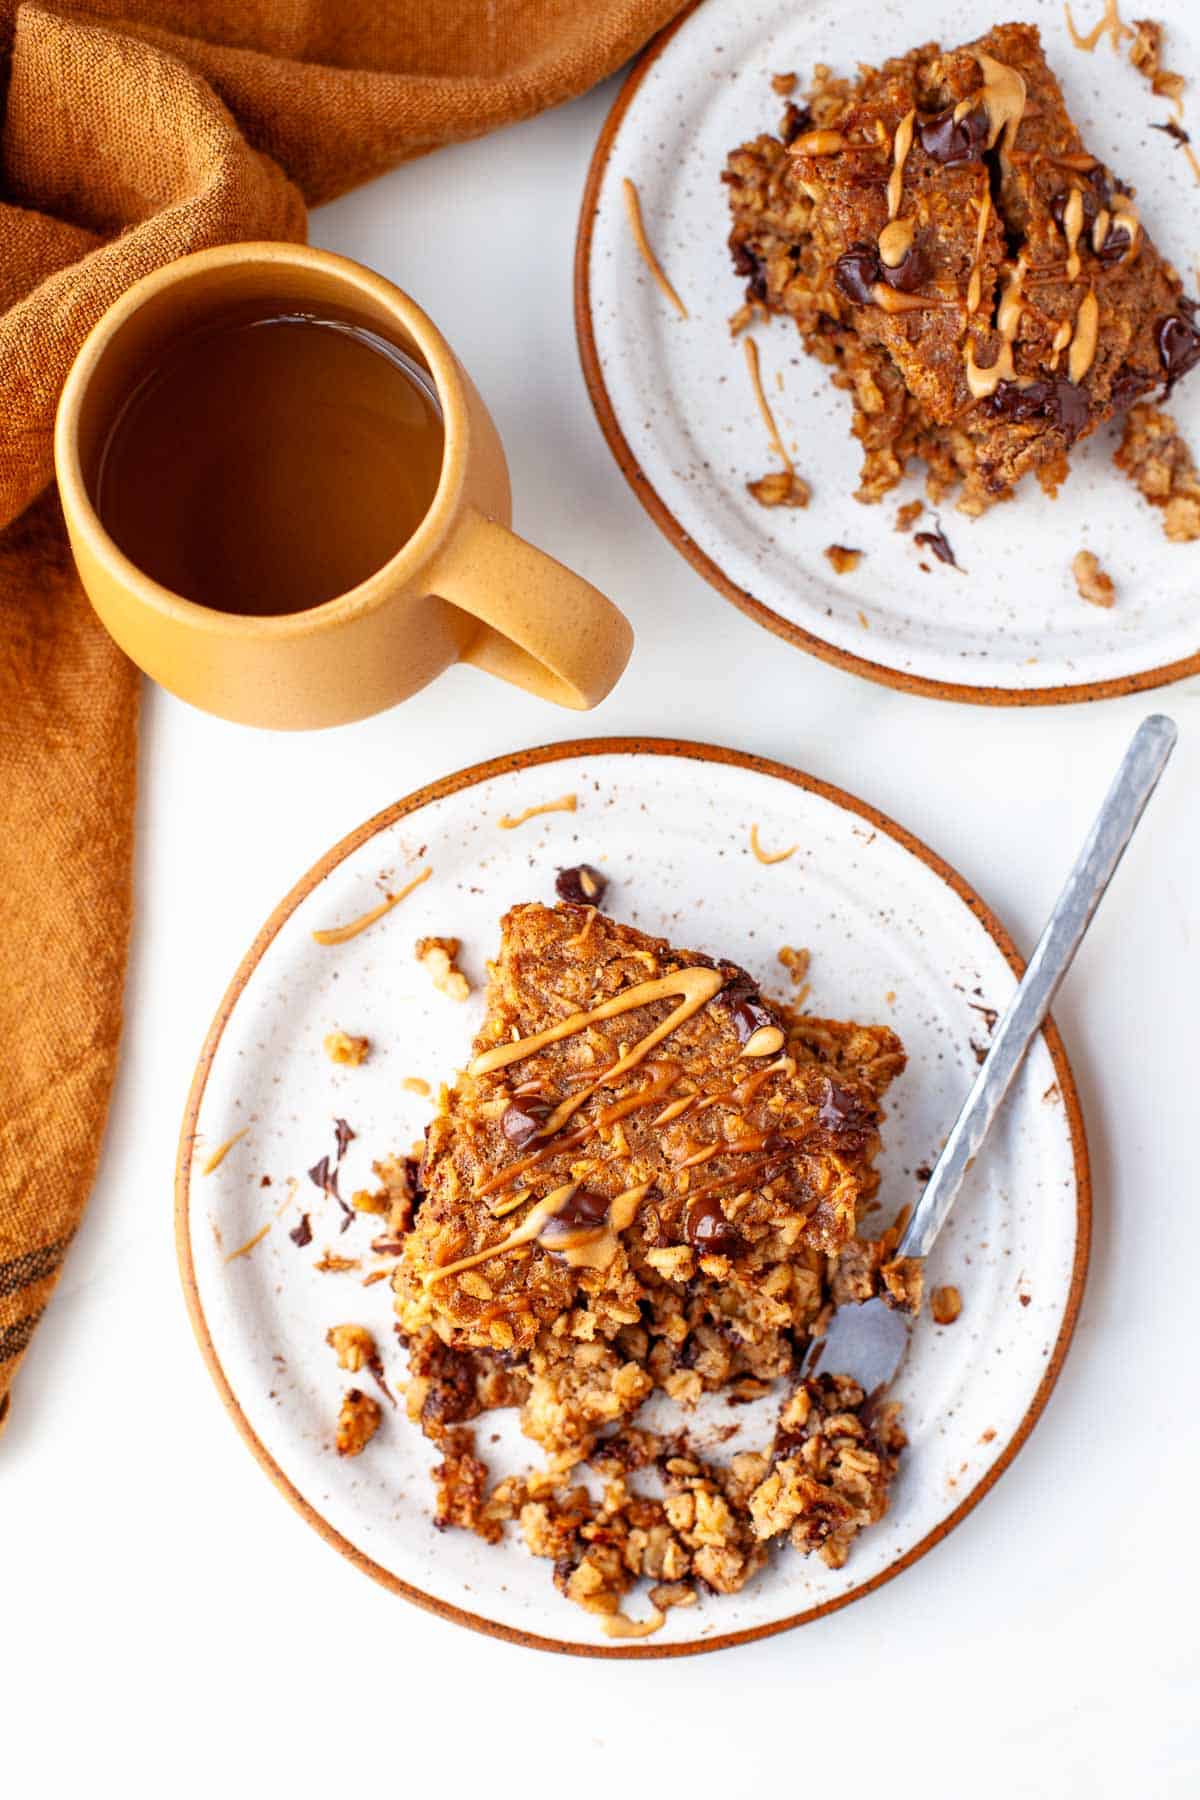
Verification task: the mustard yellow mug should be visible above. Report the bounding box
[54,243,632,728]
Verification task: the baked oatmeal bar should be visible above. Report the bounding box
[391,902,913,1626]
[725,21,1200,513]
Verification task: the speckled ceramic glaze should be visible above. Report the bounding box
[177,741,1089,1655]
[577,0,1200,703]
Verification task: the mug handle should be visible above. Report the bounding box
[426,507,633,709]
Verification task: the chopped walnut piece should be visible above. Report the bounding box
[824,544,862,574]
[747,469,811,507]
[1129,19,1186,111]
[930,1284,963,1325]
[335,1387,381,1456]
[1114,404,1200,541]
[1072,549,1117,609]
[894,500,924,532]
[323,1030,370,1066]
[326,1322,376,1372]
[416,935,471,1002]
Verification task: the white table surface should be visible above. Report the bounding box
[6,73,1198,1798]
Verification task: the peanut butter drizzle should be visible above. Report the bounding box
[1048,316,1074,369]
[224,1220,271,1262]
[600,1604,665,1640]
[473,966,725,1079]
[869,284,948,314]
[1063,185,1085,280]
[621,178,688,320]
[1064,0,1131,54]
[201,1126,249,1175]
[741,1023,786,1058]
[425,1180,652,1286]
[1068,288,1100,382]
[974,52,1027,152]
[886,109,916,219]
[965,258,1027,398]
[1109,190,1140,256]
[497,793,577,830]
[878,217,915,268]
[312,864,431,946]
[742,337,793,472]
[967,191,992,315]
[749,822,797,864]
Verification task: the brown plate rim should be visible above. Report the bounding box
[573,1,1200,708]
[176,735,1092,1658]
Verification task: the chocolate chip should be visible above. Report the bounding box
[1095,223,1132,265]
[1157,311,1200,393]
[818,1079,873,1133]
[781,101,813,145]
[501,1096,552,1148]
[834,243,882,305]
[980,378,1090,441]
[289,1213,312,1247]
[1151,119,1190,147]
[540,1188,609,1244]
[720,974,775,1045]
[913,520,961,569]
[684,1196,740,1257]
[555,864,608,907]
[917,103,988,167]
[880,240,931,293]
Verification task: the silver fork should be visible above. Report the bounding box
[806,713,1178,1397]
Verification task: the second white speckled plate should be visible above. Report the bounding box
[177,739,1089,1655]
[577,0,1200,703]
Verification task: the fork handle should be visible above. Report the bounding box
[896,714,1177,1263]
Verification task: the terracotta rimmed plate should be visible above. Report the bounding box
[176,738,1090,1656]
[576,0,1200,705]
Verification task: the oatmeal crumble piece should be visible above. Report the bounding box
[324,1030,369,1067]
[1114,403,1200,540]
[895,499,925,531]
[416,935,471,1002]
[1072,548,1117,607]
[771,71,797,96]
[777,945,811,986]
[825,544,862,573]
[747,469,811,507]
[325,1322,376,1372]
[335,1387,381,1456]
[930,1283,963,1324]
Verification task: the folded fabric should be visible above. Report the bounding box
[0,0,681,1431]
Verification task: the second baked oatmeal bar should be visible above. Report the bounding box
[725,21,1200,514]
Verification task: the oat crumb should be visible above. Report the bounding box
[326,1323,376,1372]
[336,1387,381,1456]
[931,1284,963,1325]
[895,500,924,532]
[770,71,797,94]
[825,544,862,575]
[1072,549,1116,608]
[324,1030,370,1067]
[1114,403,1200,541]
[1129,18,1185,112]
[315,1251,361,1274]
[416,936,471,1002]
[747,469,810,508]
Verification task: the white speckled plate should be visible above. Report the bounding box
[177,740,1089,1655]
[577,0,1200,704]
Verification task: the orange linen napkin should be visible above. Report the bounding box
[0,0,682,1431]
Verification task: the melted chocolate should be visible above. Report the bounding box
[913,522,961,568]
[881,239,931,293]
[1109,366,1155,410]
[834,243,882,305]
[1157,311,1200,392]
[818,1079,873,1133]
[501,1095,552,1149]
[539,1188,609,1243]
[554,864,609,907]
[684,1196,740,1257]
[720,974,776,1045]
[1095,223,1132,265]
[981,377,1090,441]
[917,104,988,167]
